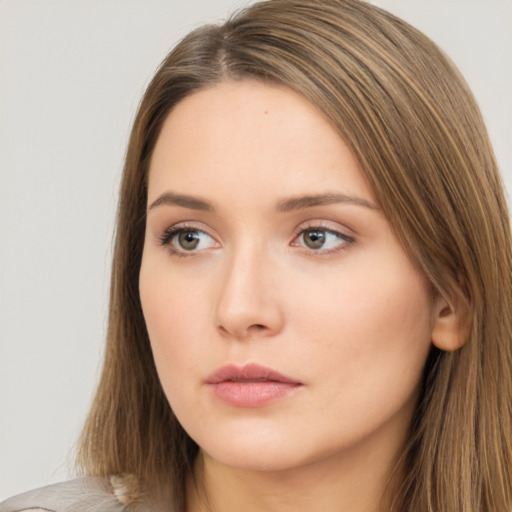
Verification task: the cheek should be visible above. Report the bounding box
[287,256,434,403]
[139,262,211,388]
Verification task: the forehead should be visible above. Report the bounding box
[147,80,375,207]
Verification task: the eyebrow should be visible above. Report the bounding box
[148,192,214,212]
[147,191,378,213]
[276,193,378,212]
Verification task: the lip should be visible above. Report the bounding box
[206,363,303,408]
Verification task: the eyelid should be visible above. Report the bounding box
[292,219,355,238]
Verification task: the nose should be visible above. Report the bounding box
[214,243,284,340]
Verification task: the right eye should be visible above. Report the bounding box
[160,227,218,255]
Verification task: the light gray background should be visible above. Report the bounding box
[1,0,511,500]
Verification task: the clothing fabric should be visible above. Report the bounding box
[0,478,128,512]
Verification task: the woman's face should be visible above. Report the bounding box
[140,80,441,473]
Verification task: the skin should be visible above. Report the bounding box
[139,80,453,512]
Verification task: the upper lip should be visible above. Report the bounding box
[206,363,302,384]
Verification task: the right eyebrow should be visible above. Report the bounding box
[147,192,214,212]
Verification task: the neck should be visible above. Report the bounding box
[186,430,407,512]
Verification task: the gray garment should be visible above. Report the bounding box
[0,478,127,512]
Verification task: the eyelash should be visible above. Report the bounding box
[158,223,355,257]
[158,223,213,258]
[291,223,355,256]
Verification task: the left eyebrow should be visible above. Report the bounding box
[276,193,378,212]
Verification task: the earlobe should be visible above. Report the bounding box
[431,293,467,352]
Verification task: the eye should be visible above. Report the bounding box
[292,227,353,253]
[160,227,218,254]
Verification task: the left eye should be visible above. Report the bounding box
[165,228,217,252]
[294,228,350,251]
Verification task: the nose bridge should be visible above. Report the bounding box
[215,237,283,339]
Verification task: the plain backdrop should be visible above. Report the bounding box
[1,0,511,500]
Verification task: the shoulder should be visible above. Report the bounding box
[0,477,126,512]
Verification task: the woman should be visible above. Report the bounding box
[2,0,511,511]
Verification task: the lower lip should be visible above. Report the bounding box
[209,381,302,407]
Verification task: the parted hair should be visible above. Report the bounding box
[77,1,512,510]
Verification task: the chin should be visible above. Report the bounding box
[192,425,341,474]
[203,445,313,473]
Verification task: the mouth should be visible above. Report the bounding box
[206,363,303,408]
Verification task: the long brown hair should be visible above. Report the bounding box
[77,1,512,510]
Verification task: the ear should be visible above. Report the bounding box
[431,292,467,352]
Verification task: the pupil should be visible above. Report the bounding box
[305,230,325,249]
[179,231,200,250]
